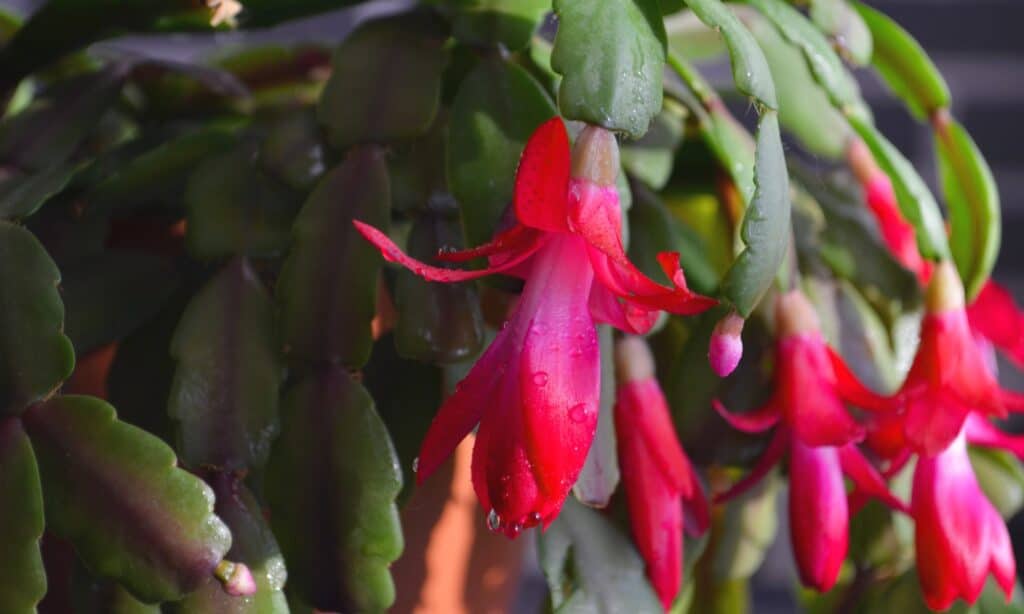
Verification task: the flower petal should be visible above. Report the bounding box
[714,428,788,503]
[964,413,1024,459]
[713,398,780,434]
[789,441,848,592]
[968,280,1024,368]
[354,220,542,282]
[620,379,696,495]
[587,281,659,335]
[416,330,511,484]
[514,117,571,233]
[827,347,898,413]
[838,444,908,513]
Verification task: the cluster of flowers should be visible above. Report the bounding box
[355,118,1024,611]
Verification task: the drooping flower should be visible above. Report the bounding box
[912,417,1017,611]
[894,261,1024,456]
[968,279,1024,369]
[715,289,904,591]
[354,118,715,536]
[614,336,709,610]
[847,137,933,285]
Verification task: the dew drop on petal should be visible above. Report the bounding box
[533,372,549,386]
[487,509,502,532]
[507,522,523,538]
[412,457,419,473]
[527,511,542,526]
[569,403,588,423]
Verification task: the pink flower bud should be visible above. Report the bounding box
[708,312,744,377]
[215,560,257,597]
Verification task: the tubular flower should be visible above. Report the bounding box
[714,289,904,591]
[354,118,715,536]
[847,138,933,285]
[895,262,1024,456]
[912,418,1017,611]
[614,337,709,610]
[967,279,1024,369]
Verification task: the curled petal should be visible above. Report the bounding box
[416,332,511,483]
[514,117,571,233]
[827,347,898,413]
[354,220,543,282]
[588,281,658,335]
[968,280,1024,368]
[964,414,1024,459]
[713,398,780,434]
[714,428,788,504]
[838,444,908,513]
[435,224,537,263]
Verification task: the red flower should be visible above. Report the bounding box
[715,289,904,591]
[895,262,1024,456]
[968,279,1024,369]
[912,418,1017,611]
[614,337,709,610]
[847,138,933,285]
[354,119,715,535]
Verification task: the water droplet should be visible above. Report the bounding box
[569,403,588,423]
[527,512,542,526]
[530,322,549,336]
[412,457,419,473]
[501,321,510,330]
[507,522,523,537]
[487,509,502,532]
[532,372,549,386]
[569,347,583,358]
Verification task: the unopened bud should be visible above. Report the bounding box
[614,336,655,384]
[709,312,744,377]
[925,260,965,313]
[571,125,619,186]
[775,290,820,337]
[214,560,257,597]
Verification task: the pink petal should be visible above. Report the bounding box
[964,413,1024,458]
[713,398,780,433]
[837,444,908,513]
[827,347,897,413]
[968,280,1024,369]
[517,237,601,503]
[416,331,511,483]
[777,334,865,447]
[789,441,848,592]
[619,379,696,496]
[587,281,659,335]
[714,428,788,503]
[513,117,571,233]
[353,220,543,282]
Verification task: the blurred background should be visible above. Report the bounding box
[2,0,1020,612]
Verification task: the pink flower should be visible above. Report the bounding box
[912,419,1016,611]
[614,337,709,610]
[847,138,933,285]
[715,289,903,591]
[895,262,1024,456]
[354,118,715,535]
[708,312,744,377]
[968,279,1024,369]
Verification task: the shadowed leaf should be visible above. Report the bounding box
[0,418,46,613]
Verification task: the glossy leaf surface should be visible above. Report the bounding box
[538,497,663,611]
[167,473,289,613]
[184,146,301,259]
[169,258,282,471]
[447,58,555,247]
[394,210,485,363]
[935,117,1000,301]
[265,368,403,612]
[277,146,390,369]
[318,13,447,149]
[23,395,232,603]
[0,418,46,614]
[0,221,74,415]
[719,113,790,317]
[551,0,667,138]
[853,1,950,118]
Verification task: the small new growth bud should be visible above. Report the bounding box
[571,125,619,186]
[214,560,257,597]
[614,335,656,384]
[709,312,744,377]
[926,260,966,313]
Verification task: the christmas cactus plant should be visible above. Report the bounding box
[0,0,1020,612]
